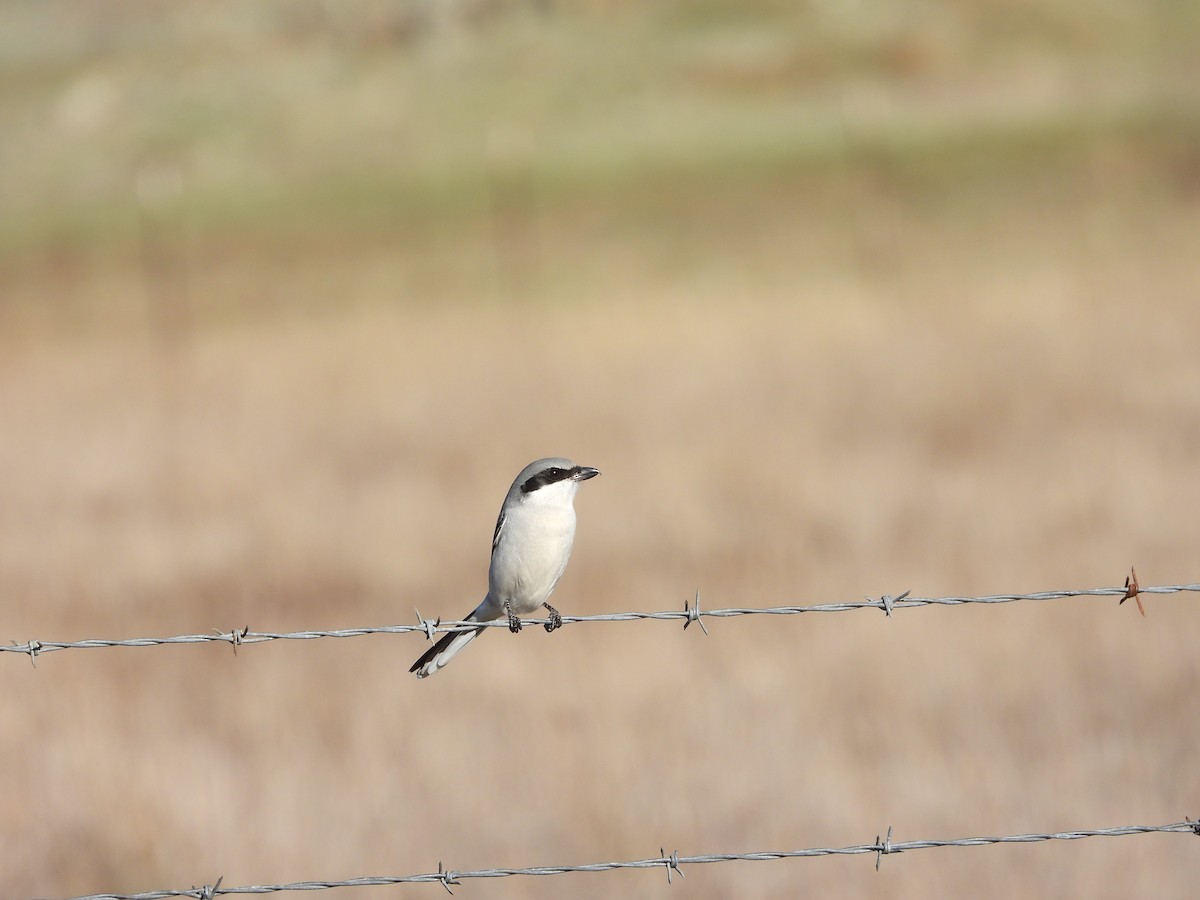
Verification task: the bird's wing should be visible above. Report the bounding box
[490,508,506,559]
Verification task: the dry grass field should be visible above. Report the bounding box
[2,2,1199,897]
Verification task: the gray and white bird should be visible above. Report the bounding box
[410,457,600,679]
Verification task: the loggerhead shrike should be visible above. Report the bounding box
[410,457,600,679]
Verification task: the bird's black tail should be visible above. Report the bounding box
[410,621,485,678]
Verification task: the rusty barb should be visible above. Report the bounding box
[1120,566,1145,616]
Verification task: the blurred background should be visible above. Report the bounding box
[2,1,1199,897]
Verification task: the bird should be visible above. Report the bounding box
[410,457,600,678]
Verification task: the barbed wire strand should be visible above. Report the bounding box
[6,582,1198,663]
[50,819,1200,900]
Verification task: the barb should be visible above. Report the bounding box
[1121,567,1145,616]
[6,582,1198,661]
[682,590,708,635]
[54,819,1199,899]
[661,847,684,884]
[875,825,893,870]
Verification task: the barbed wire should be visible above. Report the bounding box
[5,578,1198,664]
[52,819,1200,899]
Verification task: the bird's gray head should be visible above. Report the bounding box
[508,457,600,501]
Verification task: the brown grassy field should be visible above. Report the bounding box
[2,2,1199,898]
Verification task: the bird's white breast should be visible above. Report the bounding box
[488,482,579,613]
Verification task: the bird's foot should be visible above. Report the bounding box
[544,603,562,633]
[504,602,523,633]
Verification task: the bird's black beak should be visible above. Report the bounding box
[572,466,601,481]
